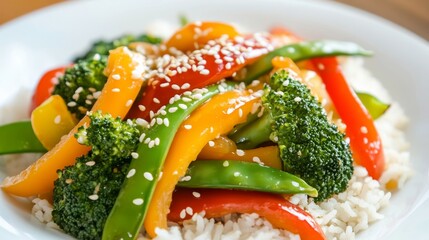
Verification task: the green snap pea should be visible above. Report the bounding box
[243,40,372,83]
[178,160,318,197]
[103,82,236,240]
[0,121,46,155]
[356,92,390,120]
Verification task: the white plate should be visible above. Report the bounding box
[0,0,428,239]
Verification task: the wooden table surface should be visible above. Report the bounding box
[0,0,428,40]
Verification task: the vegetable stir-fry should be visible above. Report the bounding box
[0,21,391,240]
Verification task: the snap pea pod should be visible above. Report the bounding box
[243,40,372,83]
[178,160,318,197]
[103,82,236,240]
[0,121,46,155]
[356,92,390,120]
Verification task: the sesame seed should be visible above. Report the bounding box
[85,100,92,105]
[138,105,146,112]
[180,176,191,182]
[236,149,245,156]
[360,126,368,134]
[112,88,121,93]
[153,98,160,104]
[238,109,243,118]
[294,97,302,102]
[127,169,136,178]
[144,172,154,181]
[168,107,178,113]
[139,133,146,142]
[283,80,290,86]
[156,118,163,125]
[181,83,191,89]
[88,194,99,200]
[126,99,133,107]
[65,179,73,184]
[233,172,241,177]
[160,82,170,88]
[200,69,210,75]
[112,74,121,80]
[192,191,201,198]
[178,104,188,110]
[93,91,102,99]
[54,115,61,124]
[172,84,181,90]
[215,59,223,64]
[223,161,230,167]
[318,63,325,70]
[144,137,151,144]
[148,140,155,148]
[93,54,101,61]
[164,118,170,127]
[86,161,96,166]
[131,152,139,159]
[186,207,193,215]
[182,97,192,102]
[154,138,160,146]
[180,209,186,219]
[184,124,192,130]
[67,101,77,107]
[133,198,144,206]
[225,63,231,70]
[208,141,215,147]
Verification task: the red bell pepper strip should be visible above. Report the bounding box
[168,188,325,240]
[127,35,273,119]
[30,66,68,113]
[312,57,384,179]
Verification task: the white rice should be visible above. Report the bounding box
[3,57,412,239]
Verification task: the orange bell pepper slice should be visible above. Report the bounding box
[144,89,259,237]
[1,47,145,196]
[198,136,282,169]
[165,21,240,52]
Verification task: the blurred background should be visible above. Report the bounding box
[0,0,428,40]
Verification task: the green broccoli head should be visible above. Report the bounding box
[263,70,353,202]
[52,57,108,120]
[52,154,129,240]
[74,34,162,62]
[53,112,142,240]
[75,111,141,159]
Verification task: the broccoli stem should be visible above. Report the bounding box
[229,112,272,149]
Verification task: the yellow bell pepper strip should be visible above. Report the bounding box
[1,47,146,196]
[0,121,46,154]
[31,95,77,150]
[198,135,282,169]
[165,21,240,52]
[102,82,238,240]
[177,160,317,197]
[312,57,385,179]
[168,188,326,240]
[144,89,260,237]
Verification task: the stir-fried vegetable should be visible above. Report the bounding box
[0,121,45,154]
[243,40,372,83]
[168,188,326,240]
[312,57,385,179]
[103,82,237,240]
[178,160,317,196]
[1,47,145,196]
[0,20,393,240]
[31,95,77,150]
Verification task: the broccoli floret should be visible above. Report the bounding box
[74,34,162,62]
[52,57,108,120]
[53,34,162,120]
[52,111,141,240]
[230,70,353,202]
